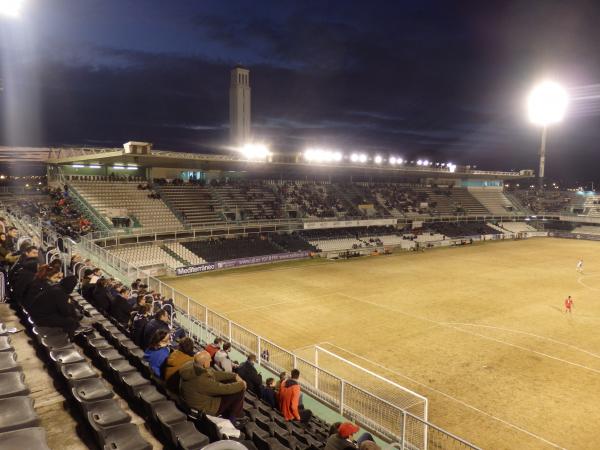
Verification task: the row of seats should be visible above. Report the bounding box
[164,242,207,265]
[14,304,155,450]
[69,181,183,229]
[111,244,184,270]
[0,321,51,450]
[70,293,333,450]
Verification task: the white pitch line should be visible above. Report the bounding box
[223,291,340,314]
[577,272,600,291]
[321,341,567,450]
[338,293,600,376]
[444,322,600,361]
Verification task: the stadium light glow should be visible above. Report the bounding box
[423,159,429,166]
[374,155,383,164]
[89,164,101,169]
[0,0,24,18]
[350,153,359,162]
[240,143,271,161]
[71,164,85,168]
[303,148,343,163]
[417,160,423,166]
[447,163,457,173]
[527,81,568,126]
[358,153,368,163]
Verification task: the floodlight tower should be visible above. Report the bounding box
[527,80,568,190]
[229,65,251,147]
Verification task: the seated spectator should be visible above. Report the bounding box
[164,337,195,390]
[22,264,55,309]
[144,329,171,377]
[6,226,18,252]
[142,308,170,349]
[91,277,112,313]
[205,337,223,359]
[279,368,312,423]
[236,353,262,398]
[110,287,132,325]
[8,244,38,286]
[0,232,18,268]
[12,258,38,304]
[261,378,277,409]
[179,350,246,422]
[325,422,375,450]
[130,303,151,346]
[28,271,84,336]
[214,342,238,372]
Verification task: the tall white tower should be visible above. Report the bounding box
[229,65,251,146]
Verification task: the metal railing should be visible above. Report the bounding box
[73,232,481,449]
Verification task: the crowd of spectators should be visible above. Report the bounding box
[275,182,354,218]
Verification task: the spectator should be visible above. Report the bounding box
[0,232,18,267]
[275,371,287,393]
[236,353,262,398]
[279,368,312,423]
[28,271,85,336]
[324,422,375,450]
[110,287,132,325]
[5,226,18,252]
[130,303,151,347]
[205,337,223,359]
[22,264,56,309]
[12,258,38,304]
[164,337,195,390]
[179,350,246,422]
[214,342,237,372]
[359,441,381,450]
[142,308,170,349]
[8,245,39,289]
[261,377,277,409]
[143,329,171,377]
[91,277,112,313]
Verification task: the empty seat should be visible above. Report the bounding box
[0,372,29,399]
[0,336,14,352]
[86,399,131,432]
[0,397,39,433]
[40,334,72,351]
[70,378,114,403]
[0,352,19,373]
[0,427,50,450]
[107,359,136,377]
[101,423,152,450]
[165,420,210,450]
[31,326,65,344]
[119,372,151,399]
[60,362,97,381]
[136,385,166,417]
[49,348,86,366]
[97,348,126,363]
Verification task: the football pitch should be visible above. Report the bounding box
[162,238,600,450]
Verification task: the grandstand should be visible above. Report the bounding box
[4,145,600,450]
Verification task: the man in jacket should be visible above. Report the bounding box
[214,342,238,372]
[279,369,312,423]
[236,354,262,398]
[180,350,246,421]
[142,308,170,349]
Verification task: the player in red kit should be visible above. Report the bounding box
[564,296,574,313]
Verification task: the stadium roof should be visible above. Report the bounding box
[0,146,534,180]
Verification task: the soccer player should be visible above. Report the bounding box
[564,296,574,314]
[576,259,584,273]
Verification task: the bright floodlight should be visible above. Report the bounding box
[417,160,423,166]
[389,157,396,165]
[350,153,359,162]
[374,155,383,164]
[358,153,368,163]
[0,0,24,17]
[241,143,270,161]
[527,80,568,126]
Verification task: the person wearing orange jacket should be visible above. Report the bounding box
[278,368,312,423]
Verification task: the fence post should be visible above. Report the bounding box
[228,320,232,341]
[401,412,407,450]
[339,379,345,414]
[257,338,262,366]
[314,347,319,390]
[293,354,297,369]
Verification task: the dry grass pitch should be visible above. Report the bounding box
[162,238,600,450]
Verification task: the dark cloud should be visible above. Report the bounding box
[2,1,600,182]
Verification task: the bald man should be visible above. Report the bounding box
[180,350,247,421]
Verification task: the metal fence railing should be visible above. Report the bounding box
[73,233,482,450]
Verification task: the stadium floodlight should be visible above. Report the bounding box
[417,160,423,166]
[333,151,343,162]
[358,153,368,163]
[304,148,344,163]
[350,153,359,162]
[389,156,396,165]
[527,80,568,190]
[71,164,85,168]
[89,164,101,169]
[374,155,383,164]
[241,143,270,161]
[423,159,429,166]
[0,0,24,17]
[447,162,457,173]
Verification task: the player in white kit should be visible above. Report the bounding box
[576,259,584,273]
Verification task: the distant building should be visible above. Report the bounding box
[229,65,251,146]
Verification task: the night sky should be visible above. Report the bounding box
[2,1,600,184]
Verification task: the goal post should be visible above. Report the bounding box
[313,345,428,449]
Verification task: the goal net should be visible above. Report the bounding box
[297,344,428,448]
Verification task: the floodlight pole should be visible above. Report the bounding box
[538,126,548,191]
